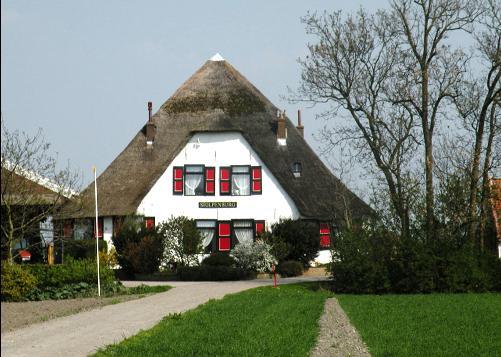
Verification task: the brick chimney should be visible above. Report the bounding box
[277,110,287,146]
[146,101,156,146]
[296,110,304,137]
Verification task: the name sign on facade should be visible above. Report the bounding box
[199,201,237,209]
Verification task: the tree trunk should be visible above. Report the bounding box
[422,67,435,241]
[478,103,498,250]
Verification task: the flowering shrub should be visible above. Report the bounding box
[158,216,202,269]
[232,240,277,273]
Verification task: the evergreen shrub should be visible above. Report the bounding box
[1,261,38,301]
[201,252,236,267]
[331,226,501,293]
[177,265,255,281]
[270,219,319,266]
[278,260,304,277]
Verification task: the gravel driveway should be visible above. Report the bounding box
[1,277,327,357]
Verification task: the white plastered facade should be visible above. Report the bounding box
[109,132,331,264]
[137,132,300,225]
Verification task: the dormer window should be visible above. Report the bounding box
[292,162,302,178]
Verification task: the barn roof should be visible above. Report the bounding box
[66,56,372,224]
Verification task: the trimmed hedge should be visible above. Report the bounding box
[177,265,256,281]
[278,260,304,277]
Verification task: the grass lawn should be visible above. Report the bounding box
[93,283,332,357]
[337,293,501,356]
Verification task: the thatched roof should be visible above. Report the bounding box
[66,57,372,225]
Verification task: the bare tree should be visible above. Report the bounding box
[295,1,490,242]
[1,121,80,263]
[295,9,420,238]
[389,0,478,240]
[453,0,501,245]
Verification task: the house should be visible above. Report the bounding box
[1,164,72,262]
[61,54,372,264]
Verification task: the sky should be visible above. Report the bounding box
[1,1,389,190]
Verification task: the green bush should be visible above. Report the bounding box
[112,215,163,275]
[177,265,255,281]
[270,219,319,267]
[26,257,116,289]
[1,261,38,301]
[56,239,107,261]
[278,260,304,277]
[201,252,236,267]
[331,225,501,294]
[123,236,163,274]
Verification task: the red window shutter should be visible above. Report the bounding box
[255,221,265,237]
[220,168,230,180]
[219,238,231,251]
[319,223,331,248]
[145,217,155,230]
[94,218,104,238]
[252,167,262,180]
[218,222,231,237]
[251,166,262,194]
[220,167,230,195]
[173,167,184,194]
[218,222,231,251]
[205,167,215,194]
[319,223,330,235]
[320,235,331,247]
[205,167,215,180]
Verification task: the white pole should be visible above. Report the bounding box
[94,167,101,297]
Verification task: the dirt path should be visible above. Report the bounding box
[1,294,147,333]
[311,297,371,357]
[1,277,327,357]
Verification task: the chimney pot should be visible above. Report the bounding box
[277,109,287,146]
[296,110,304,138]
[146,101,156,145]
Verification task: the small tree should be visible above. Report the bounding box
[158,216,202,269]
[1,123,80,263]
[271,219,319,267]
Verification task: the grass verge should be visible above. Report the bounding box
[337,293,501,356]
[93,283,332,357]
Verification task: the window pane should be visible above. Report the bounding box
[185,165,204,173]
[232,175,250,195]
[196,220,216,228]
[185,173,204,195]
[232,166,249,173]
[233,220,253,228]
